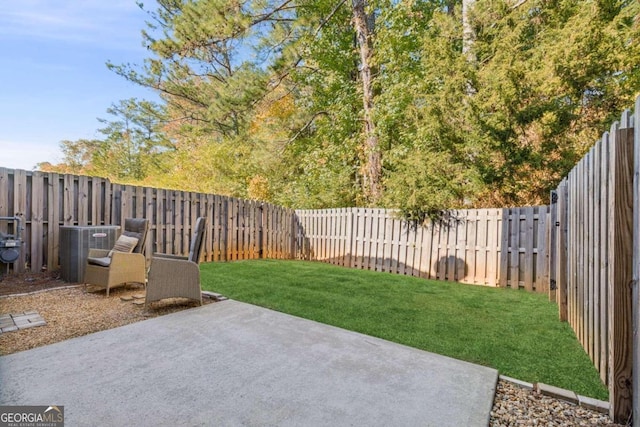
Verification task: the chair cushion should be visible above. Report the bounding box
[108,235,139,257]
[122,230,143,252]
[87,256,111,267]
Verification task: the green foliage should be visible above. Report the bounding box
[382,0,640,215]
[45,0,640,215]
[466,0,640,206]
[201,260,608,399]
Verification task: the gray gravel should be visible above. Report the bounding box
[491,380,627,426]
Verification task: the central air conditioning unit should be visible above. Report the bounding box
[59,226,120,283]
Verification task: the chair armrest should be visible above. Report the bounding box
[110,251,146,265]
[88,248,110,258]
[149,257,199,282]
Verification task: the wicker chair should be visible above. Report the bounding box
[145,217,206,307]
[84,218,149,296]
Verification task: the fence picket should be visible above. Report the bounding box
[30,172,44,272]
[536,206,549,294]
[46,172,60,270]
[523,207,535,291]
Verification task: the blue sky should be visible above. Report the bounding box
[0,0,159,171]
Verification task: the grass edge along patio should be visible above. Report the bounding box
[200,259,608,401]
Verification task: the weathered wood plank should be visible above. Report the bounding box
[29,172,44,272]
[91,177,100,225]
[0,169,9,222]
[77,175,88,226]
[509,209,520,289]
[13,169,27,272]
[633,96,640,425]
[486,209,499,286]
[155,189,165,255]
[592,139,602,377]
[145,187,154,262]
[465,210,477,283]
[398,215,409,276]
[607,123,634,422]
[549,193,559,299]
[499,209,509,287]
[477,210,488,285]
[456,211,467,282]
[103,178,112,226]
[135,186,144,220]
[63,174,74,226]
[576,159,585,347]
[418,221,431,279]
[523,206,535,291]
[588,146,597,366]
[536,205,549,294]
[557,180,568,322]
[46,173,61,270]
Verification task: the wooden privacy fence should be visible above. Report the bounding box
[549,97,640,423]
[0,167,549,292]
[294,206,550,292]
[0,168,295,274]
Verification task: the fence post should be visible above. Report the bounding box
[607,123,634,423]
[632,96,640,425]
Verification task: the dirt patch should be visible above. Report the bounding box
[0,271,214,355]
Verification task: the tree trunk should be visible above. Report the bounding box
[462,0,476,61]
[352,0,381,206]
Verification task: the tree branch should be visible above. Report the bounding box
[286,111,329,145]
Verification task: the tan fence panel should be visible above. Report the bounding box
[549,102,638,423]
[293,207,549,290]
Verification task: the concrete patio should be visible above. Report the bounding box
[0,300,498,426]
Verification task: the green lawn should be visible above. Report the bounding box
[200,259,608,400]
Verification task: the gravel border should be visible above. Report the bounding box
[491,378,626,426]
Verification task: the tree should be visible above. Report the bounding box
[96,0,640,219]
[40,99,171,183]
[108,0,391,206]
[37,139,103,175]
[351,0,381,204]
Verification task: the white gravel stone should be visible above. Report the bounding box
[490,380,625,426]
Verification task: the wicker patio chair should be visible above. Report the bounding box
[84,218,149,296]
[145,217,206,307]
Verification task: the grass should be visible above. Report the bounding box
[200,259,608,400]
